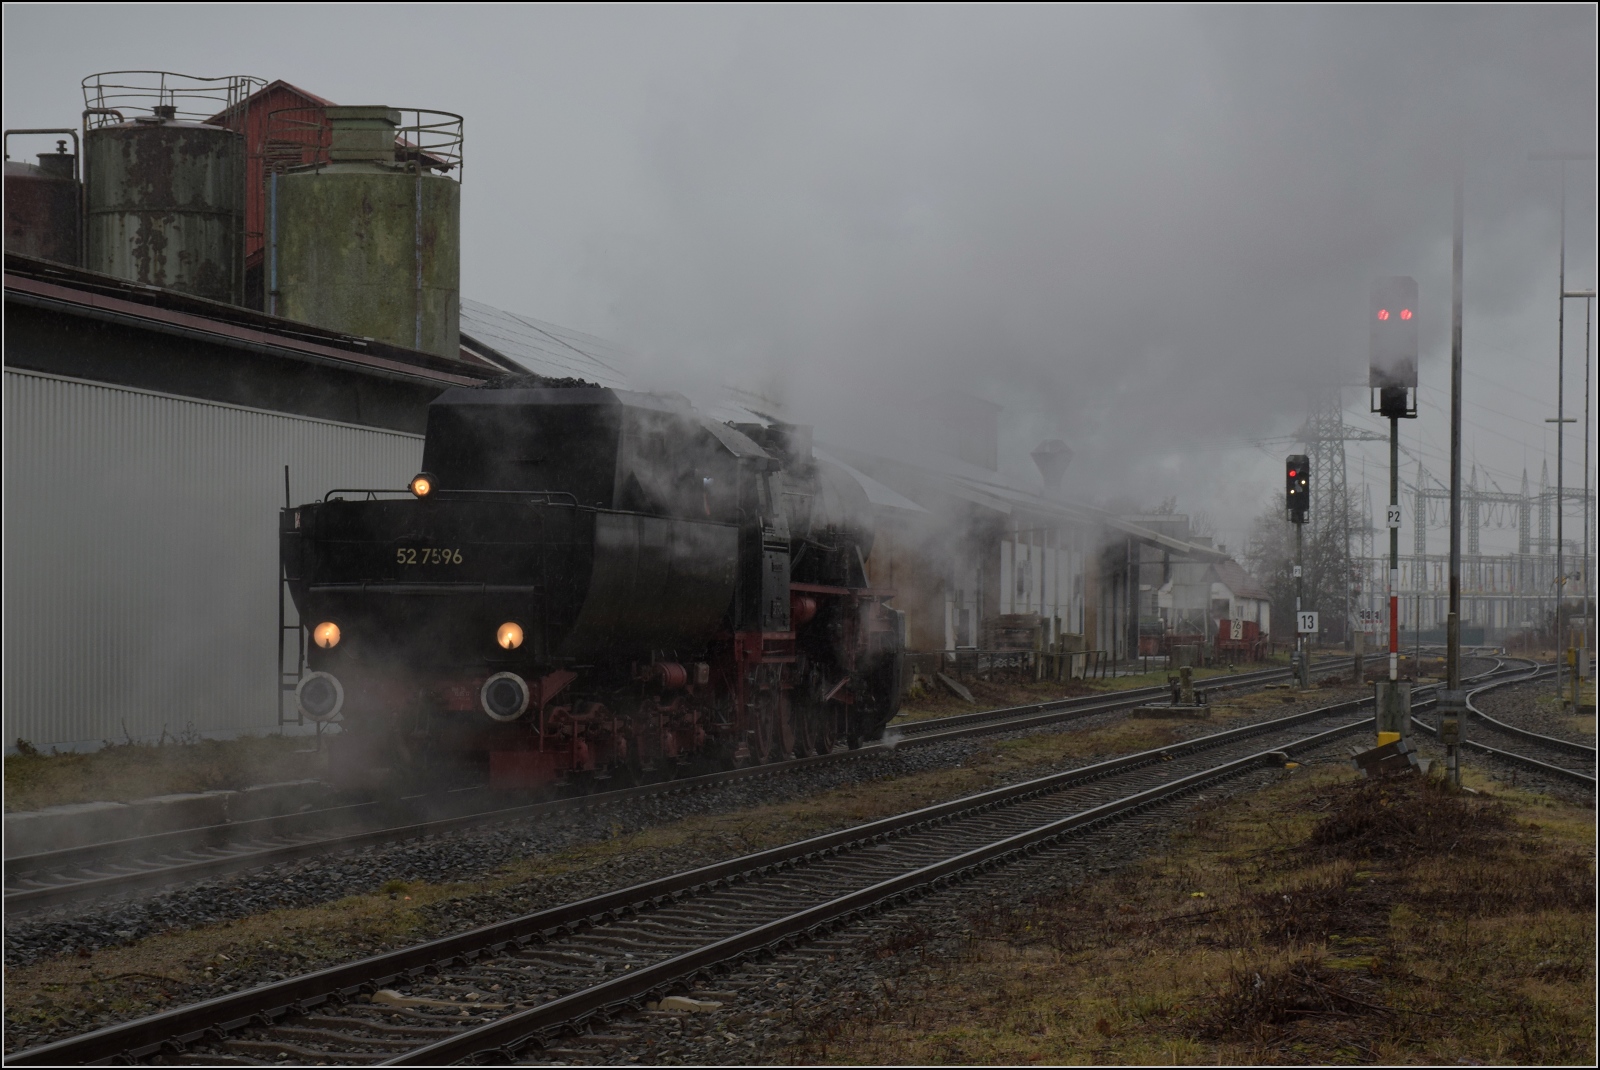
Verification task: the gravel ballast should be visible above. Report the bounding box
[5,681,1372,968]
[1,679,1412,1056]
[511,765,1296,1066]
[1473,676,1596,747]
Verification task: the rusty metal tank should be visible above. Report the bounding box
[269,105,462,358]
[3,130,81,265]
[80,72,261,303]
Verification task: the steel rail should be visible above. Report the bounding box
[394,673,1519,1065]
[1412,665,1595,790]
[1468,679,1596,760]
[393,726,1369,1066]
[1457,739,1596,788]
[9,663,1514,1067]
[4,659,1346,914]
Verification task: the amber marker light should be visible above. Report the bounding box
[497,621,524,650]
[410,473,434,498]
[313,621,342,649]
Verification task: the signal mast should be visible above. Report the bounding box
[1370,276,1419,749]
[1285,454,1311,688]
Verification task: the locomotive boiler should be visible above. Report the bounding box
[280,376,904,790]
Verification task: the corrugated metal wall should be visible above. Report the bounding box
[3,369,423,748]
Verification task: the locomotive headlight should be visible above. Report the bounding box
[496,621,524,650]
[409,473,434,498]
[313,621,342,649]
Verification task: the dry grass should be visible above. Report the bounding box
[1562,712,1596,739]
[4,736,322,813]
[789,767,1596,1066]
[1522,691,1597,738]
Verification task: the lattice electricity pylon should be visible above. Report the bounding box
[1358,471,1375,567]
[1467,466,1481,557]
[1519,469,1532,555]
[1357,479,1376,623]
[1415,464,1428,557]
[1295,388,1385,642]
[1539,460,1552,555]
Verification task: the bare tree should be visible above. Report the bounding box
[1244,498,1357,643]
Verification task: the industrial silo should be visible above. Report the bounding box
[81,71,261,303]
[3,130,82,265]
[270,106,462,359]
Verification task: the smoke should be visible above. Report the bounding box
[578,12,1585,457]
[3,6,1594,540]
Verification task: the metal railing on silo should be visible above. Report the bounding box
[79,72,264,301]
[81,70,264,129]
[262,106,464,175]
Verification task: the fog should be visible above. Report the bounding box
[4,5,1594,553]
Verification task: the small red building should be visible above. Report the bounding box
[211,80,336,266]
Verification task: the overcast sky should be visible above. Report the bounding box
[4,4,1595,557]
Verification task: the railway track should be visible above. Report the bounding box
[9,660,1515,1067]
[1414,662,1596,790]
[4,659,1346,916]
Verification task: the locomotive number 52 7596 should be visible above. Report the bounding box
[396,547,463,565]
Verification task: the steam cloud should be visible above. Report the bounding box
[3,5,1594,551]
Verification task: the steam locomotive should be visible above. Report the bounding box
[280,376,904,790]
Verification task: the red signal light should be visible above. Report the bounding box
[1400,308,1412,320]
[1288,469,1297,478]
[1376,309,1390,321]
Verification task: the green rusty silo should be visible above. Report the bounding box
[81,72,261,303]
[271,106,462,359]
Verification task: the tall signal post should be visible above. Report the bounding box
[1370,275,1419,749]
[1286,455,1310,688]
[1444,177,1466,786]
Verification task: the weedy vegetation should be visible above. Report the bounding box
[5,734,321,812]
[793,766,1595,1066]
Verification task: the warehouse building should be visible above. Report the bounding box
[2,252,638,750]
[4,256,460,748]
